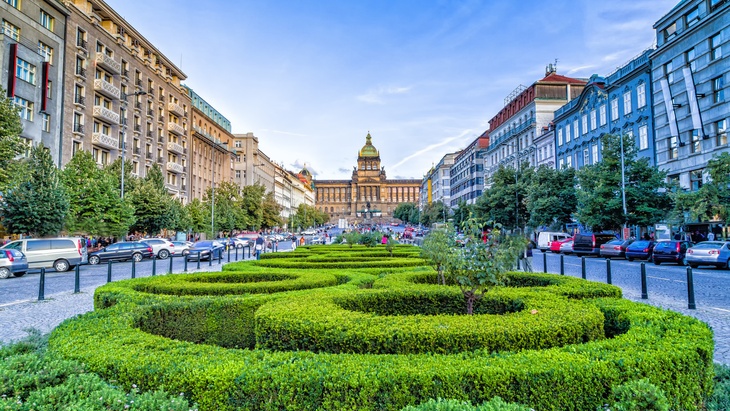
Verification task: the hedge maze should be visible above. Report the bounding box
[48,244,715,410]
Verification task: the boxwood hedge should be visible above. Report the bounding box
[47,245,714,411]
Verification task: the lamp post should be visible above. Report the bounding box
[619,134,628,239]
[120,90,147,200]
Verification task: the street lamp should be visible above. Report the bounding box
[120,90,147,200]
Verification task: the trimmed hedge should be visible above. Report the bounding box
[46,245,715,411]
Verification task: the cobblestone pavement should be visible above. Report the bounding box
[1,254,727,366]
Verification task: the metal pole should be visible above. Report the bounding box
[121,140,126,199]
[641,262,648,299]
[606,259,612,284]
[235,246,239,261]
[543,252,547,273]
[560,255,564,275]
[184,255,188,272]
[107,261,112,283]
[74,265,80,293]
[686,267,696,309]
[228,246,231,262]
[152,255,156,276]
[197,252,201,270]
[620,134,628,239]
[38,268,45,301]
[218,249,222,264]
[168,255,174,274]
[131,258,136,278]
[209,251,213,266]
[581,257,586,279]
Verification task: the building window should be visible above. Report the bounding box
[686,48,696,72]
[610,98,619,121]
[717,119,727,146]
[663,22,677,42]
[235,170,241,178]
[72,141,81,156]
[74,84,84,104]
[46,80,52,99]
[599,104,607,126]
[639,125,649,150]
[13,96,33,121]
[668,136,678,160]
[582,114,588,134]
[623,91,632,115]
[2,20,20,41]
[566,155,572,168]
[711,33,723,61]
[714,76,725,103]
[690,170,703,191]
[637,83,646,108]
[685,7,699,27]
[565,124,571,143]
[558,158,565,169]
[592,144,598,163]
[76,27,86,48]
[4,0,19,9]
[573,119,579,139]
[73,112,83,132]
[41,113,50,132]
[583,149,590,167]
[40,10,54,31]
[38,41,53,64]
[15,58,35,84]
[665,61,674,83]
[590,110,597,130]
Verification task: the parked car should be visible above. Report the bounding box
[138,238,176,259]
[171,241,193,255]
[600,239,634,259]
[537,232,572,252]
[186,241,226,261]
[652,240,693,265]
[625,240,656,261]
[88,242,154,265]
[550,237,573,253]
[1,237,87,272]
[686,241,730,269]
[0,249,29,279]
[572,233,617,256]
[310,236,326,245]
[559,240,574,255]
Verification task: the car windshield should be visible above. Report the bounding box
[193,241,213,247]
[605,240,623,245]
[692,242,725,249]
[631,241,651,247]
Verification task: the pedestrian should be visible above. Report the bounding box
[708,231,716,241]
[382,235,388,245]
[254,235,265,260]
[523,239,535,272]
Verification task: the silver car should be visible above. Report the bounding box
[138,238,176,259]
[0,249,29,279]
[685,241,730,269]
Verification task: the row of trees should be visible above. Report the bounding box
[0,91,286,239]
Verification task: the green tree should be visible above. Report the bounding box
[393,202,418,224]
[475,162,533,231]
[444,218,524,315]
[526,165,577,230]
[0,144,68,237]
[420,224,454,285]
[62,150,134,237]
[128,164,173,235]
[240,183,266,230]
[420,201,448,227]
[452,199,472,228]
[576,134,669,232]
[206,181,247,236]
[290,203,328,231]
[0,87,24,191]
[261,191,283,229]
[185,198,209,236]
[670,152,730,225]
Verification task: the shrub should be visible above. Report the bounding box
[608,378,669,411]
[706,364,730,411]
[401,397,533,410]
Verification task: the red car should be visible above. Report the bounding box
[550,237,573,253]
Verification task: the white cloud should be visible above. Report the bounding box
[390,129,474,170]
[356,86,413,104]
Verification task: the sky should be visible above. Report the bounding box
[109,0,679,180]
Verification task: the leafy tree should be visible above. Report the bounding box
[128,164,174,235]
[420,224,454,285]
[0,144,68,237]
[261,191,283,229]
[393,203,418,224]
[444,218,524,315]
[526,165,577,230]
[0,87,24,191]
[452,199,472,228]
[670,152,730,225]
[475,162,532,231]
[576,134,669,232]
[290,203,328,230]
[62,150,134,237]
[420,201,448,227]
[105,157,141,198]
[206,181,248,235]
[342,230,362,248]
[240,183,266,230]
[185,198,209,236]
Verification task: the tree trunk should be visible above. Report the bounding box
[466,293,475,315]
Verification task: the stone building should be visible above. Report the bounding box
[313,133,421,225]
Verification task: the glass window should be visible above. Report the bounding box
[639,125,649,150]
[599,104,607,126]
[566,155,572,168]
[583,149,589,167]
[665,61,674,83]
[42,113,50,132]
[592,144,599,163]
[717,119,727,146]
[13,96,33,121]
[558,128,564,145]
[4,0,19,9]
[15,58,35,84]
[685,7,699,27]
[637,83,646,108]
[690,129,701,154]
[26,240,52,252]
[668,136,678,160]
[40,10,54,31]
[714,76,725,103]
[611,98,619,121]
[711,33,722,61]
[590,110,597,130]
[686,48,696,72]
[573,120,579,139]
[623,91,632,115]
[663,22,677,41]
[690,170,703,191]
[2,20,20,41]
[582,114,588,134]
[38,41,53,64]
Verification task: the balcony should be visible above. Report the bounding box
[167,122,185,136]
[146,152,153,160]
[167,102,184,117]
[73,124,84,134]
[93,79,121,100]
[157,156,164,164]
[133,147,141,155]
[167,141,184,154]
[147,109,154,117]
[74,96,85,106]
[146,130,153,138]
[75,67,86,78]
[92,132,119,150]
[166,161,184,174]
[158,115,164,122]
[76,39,88,50]
[95,52,121,74]
[92,106,120,124]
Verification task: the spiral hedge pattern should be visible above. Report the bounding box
[48,245,715,410]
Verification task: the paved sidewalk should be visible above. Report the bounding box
[0,266,727,365]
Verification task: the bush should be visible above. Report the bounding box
[401,397,533,410]
[706,364,730,411]
[608,378,669,411]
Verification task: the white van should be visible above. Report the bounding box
[1,237,88,272]
[536,232,572,252]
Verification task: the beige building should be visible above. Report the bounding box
[61,0,190,198]
[314,133,421,225]
[232,132,275,193]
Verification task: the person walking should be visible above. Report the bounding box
[523,239,535,272]
[255,234,265,260]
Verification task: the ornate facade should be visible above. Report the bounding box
[314,133,421,225]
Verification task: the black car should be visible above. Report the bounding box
[186,241,226,261]
[652,240,693,265]
[626,240,656,261]
[88,242,154,265]
[572,233,617,256]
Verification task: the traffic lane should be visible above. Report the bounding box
[539,251,729,309]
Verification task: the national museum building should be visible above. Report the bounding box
[314,133,421,225]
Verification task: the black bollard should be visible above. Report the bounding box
[168,255,174,274]
[218,250,222,264]
[686,267,696,309]
[228,246,231,262]
[107,261,112,283]
[184,255,188,272]
[152,255,157,276]
[74,265,80,294]
[640,262,648,299]
[38,268,46,301]
[606,259,612,284]
[235,247,239,261]
[560,255,565,275]
[543,252,547,273]
[131,258,136,279]
[196,252,201,270]
[209,251,213,266]
[581,257,586,279]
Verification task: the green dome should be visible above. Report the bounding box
[359,133,379,158]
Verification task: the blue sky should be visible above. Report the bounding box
[110,0,678,180]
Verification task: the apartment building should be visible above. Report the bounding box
[1,0,69,165]
[420,152,456,210]
[231,132,275,194]
[61,0,190,198]
[449,133,489,208]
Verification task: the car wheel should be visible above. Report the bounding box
[54,259,70,272]
[132,253,143,262]
[0,267,10,279]
[678,257,686,266]
[689,263,699,269]
[653,259,661,265]
[628,257,634,262]
[12,271,25,278]
[183,249,190,256]
[89,255,100,265]
[158,249,170,259]
[724,258,730,270]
